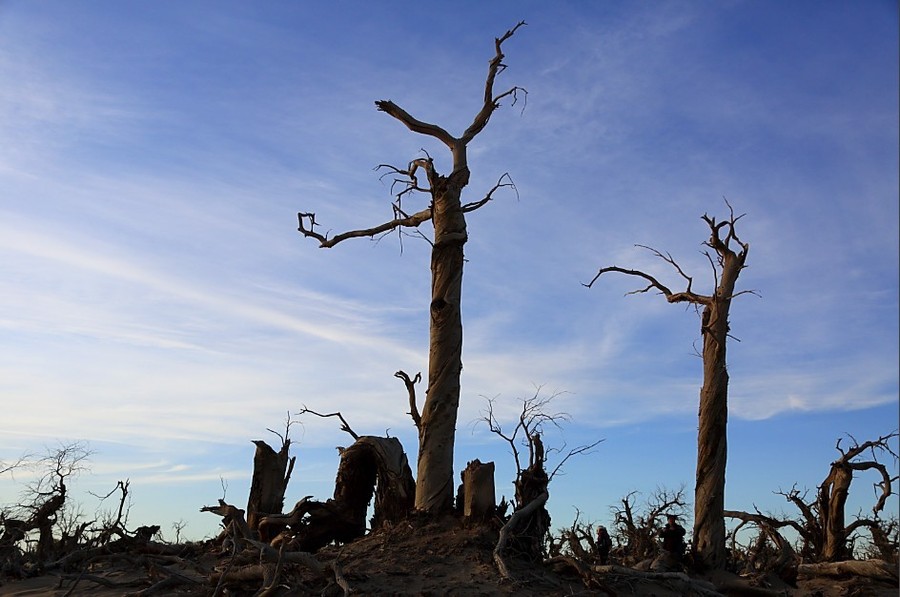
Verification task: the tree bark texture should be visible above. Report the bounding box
[334,435,415,529]
[246,440,294,532]
[416,169,469,513]
[460,459,496,521]
[693,245,742,571]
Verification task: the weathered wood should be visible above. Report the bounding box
[246,440,294,532]
[297,24,525,514]
[494,490,548,580]
[461,459,495,521]
[798,559,898,583]
[586,204,750,570]
[257,436,415,553]
[592,565,725,596]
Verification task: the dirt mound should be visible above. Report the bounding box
[313,516,577,595]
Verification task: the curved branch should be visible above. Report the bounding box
[494,489,548,581]
[298,207,432,248]
[374,100,455,150]
[394,370,422,429]
[461,172,517,213]
[583,266,711,305]
[295,406,359,440]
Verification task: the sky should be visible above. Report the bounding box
[1,1,897,543]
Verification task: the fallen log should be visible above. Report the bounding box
[797,559,898,584]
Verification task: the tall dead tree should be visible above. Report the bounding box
[585,203,751,570]
[298,23,526,514]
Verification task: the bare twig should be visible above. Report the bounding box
[295,406,360,440]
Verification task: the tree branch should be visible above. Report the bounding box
[298,207,433,248]
[295,406,360,440]
[461,172,517,213]
[394,370,422,429]
[374,100,456,150]
[583,265,710,305]
[460,21,527,145]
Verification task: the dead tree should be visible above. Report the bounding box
[776,431,899,562]
[586,202,752,570]
[724,509,799,583]
[246,420,296,532]
[611,486,688,567]
[481,390,602,567]
[254,408,415,551]
[297,22,526,514]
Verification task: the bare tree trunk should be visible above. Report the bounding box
[296,22,525,516]
[247,440,294,532]
[416,171,468,512]
[586,204,750,571]
[512,451,551,563]
[693,279,734,570]
[818,464,852,561]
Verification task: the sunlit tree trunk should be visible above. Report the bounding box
[693,246,741,570]
[416,168,469,511]
[586,204,751,570]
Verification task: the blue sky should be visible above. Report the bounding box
[1,1,897,541]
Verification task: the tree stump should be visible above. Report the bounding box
[461,459,496,522]
[246,439,294,532]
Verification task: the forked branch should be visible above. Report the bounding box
[394,370,422,429]
[462,173,517,213]
[461,20,528,145]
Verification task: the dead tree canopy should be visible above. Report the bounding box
[297,22,526,515]
[725,509,799,584]
[586,201,752,571]
[723,429,899,589]
[611,487,689,568]
[776,431,898,563]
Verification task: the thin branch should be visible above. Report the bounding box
[548,439,605,480]
[583,265,710,305]
[295,406,359,440]
[461,172,517,213]
[298,206,433,249]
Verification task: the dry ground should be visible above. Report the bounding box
[0,518,896,596]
